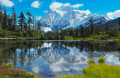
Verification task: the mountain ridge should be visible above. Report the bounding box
[40,6,112,32]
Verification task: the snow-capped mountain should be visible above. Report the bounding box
[40,6,111,32]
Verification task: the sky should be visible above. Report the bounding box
[0,0,120,20]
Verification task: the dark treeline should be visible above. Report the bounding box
[44,18,120,40]
[0,4,41,38]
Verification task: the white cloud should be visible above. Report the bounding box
[50,2,63,10]
[31,1,41,8]
[107,10,120,19]
[64,3,70,6]
[0,0,14,7]
[74,10,91,16]
[49,2,83,10]
[72,4,83,8]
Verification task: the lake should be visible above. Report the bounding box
[0,40,120,78]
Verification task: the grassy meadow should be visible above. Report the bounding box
[65,34,120,40]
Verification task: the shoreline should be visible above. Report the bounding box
[0,38,120,41]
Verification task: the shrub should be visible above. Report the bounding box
[17,31,23,36]
[98,56,105,63]
[0,64,41,78]
[88,59,95,64]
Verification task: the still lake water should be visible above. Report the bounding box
[0,40,120,77]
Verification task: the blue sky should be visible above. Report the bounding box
[0,0,120,19]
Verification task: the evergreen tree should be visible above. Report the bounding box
[37,21,41,32]
[3,9,8,30]
[18,11,25,31]
[89,18,95,34]
[55,28,59,40]
[80,26,84,37]
[32,16,35,31]
[24,22,28,32]
[36,21,41,37]
[12,8,17,31]
[75,27,79,37]
[119,17,120,31]
[27,12,32,31]
[0,4,3,28]
[8,15,12,30]
[119,17,120,26]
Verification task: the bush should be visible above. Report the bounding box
[4,63,14,69]
[3,30,10,37]
[17,31,23,36]
[0,64,41,78]
[88,59,95,64]
[0,28,3,36]
[99,56,105,63]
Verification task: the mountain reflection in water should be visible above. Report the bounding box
[0,40,120,77]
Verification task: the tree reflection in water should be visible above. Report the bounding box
[0,40,120,77]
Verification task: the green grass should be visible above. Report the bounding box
[57,57,120,78]
[65,36,75,40]
[16,37,40,40]
[0,64,41,78]
[0,37,40,40]
[58,64,120,78]
[65,34,120,40]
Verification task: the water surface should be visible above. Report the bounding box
[0,40,120,77]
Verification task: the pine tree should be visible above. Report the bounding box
[12,8,17,31]
[0,4,3,28]
[37,21,41,37]
[24,22,28,32]
[37,21,41,32]
[32,16,35,31]
[89,18,95,34]
[3,9,8,30]
[18,11,25,31]
[76,27,79,37]
[119,17,120,26]
[27,12,32,31]
[8,15,12,30]
[80,25,84,37]
[119,17,120,31]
